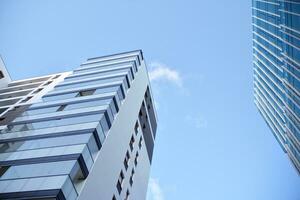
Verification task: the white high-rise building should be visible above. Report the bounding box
[0,50,157,200]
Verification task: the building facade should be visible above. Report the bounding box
[252,0,300,173]
[0,50,157,199]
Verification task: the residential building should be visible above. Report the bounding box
[0,50,157,199]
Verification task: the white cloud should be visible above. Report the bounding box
[148,62,182,87]
[147,178,164,200]
[185,114,208,129]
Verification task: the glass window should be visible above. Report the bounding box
[129,135,135,152]
[55,77,125,91]
[130,169,135,186]
[139,136,143,149]
[125,190,130,200]
[0,133,92,153]
[6,113,104,132]
[32,88,43,94]
[24,98,112,116]
[134,152,139,167]
[72,164,85,194]
[22,106,60,116]
[57,104,67,111]
[134,121,139,135]
[116,170,124,194]
[123,151,130,170]
[0,166,10,177]
[43,92,78,102]
[87,134,99,161]
[75,61,135,74]
[0,161,76,180]
[76,89,96,97]
[0,71,4,79]
[65,99,111,111]
[65,69,130,82]
[0,175,74,197]
[0,144,86,164]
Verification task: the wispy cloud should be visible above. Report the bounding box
[148,62,183,87]
[185,114,208,129]
[147,178,164,200]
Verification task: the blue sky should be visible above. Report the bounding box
[0,0,299,199]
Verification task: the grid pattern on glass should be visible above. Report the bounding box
[252,0,300,172]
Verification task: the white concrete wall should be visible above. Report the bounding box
[78,61,151,200]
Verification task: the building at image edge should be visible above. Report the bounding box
[0,50,157,199]
[252,0,300,173]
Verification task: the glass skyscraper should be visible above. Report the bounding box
[0,50,157,199]
[252,0,300,173]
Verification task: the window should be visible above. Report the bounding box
[0,71,4,79]
[20,96,32,103]
[145,87,153,111]
[43,81,53,86]
[124,151,130,170]
[0,166,10,177]
[52,75,60,79]
[134,152,139,167]
[32,88,43,94]
[129,169,135,186]
[138,136,143,149]
[134,121,139,135]
[125,190,130,200]
[6,113,103,132]
[116,170,125,194]
[56,104,67,112]
[0,108,6,115]
[76,89,96,97]
[129,135,135,151]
